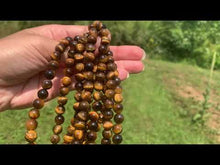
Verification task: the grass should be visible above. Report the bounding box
[0,59,219,144]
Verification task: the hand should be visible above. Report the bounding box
[0,24,145,112]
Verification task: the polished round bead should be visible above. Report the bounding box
[50,134,60,144]
[63,135,74,143]
[94,81,104,91]
[65,58,75,67]
[73,102,80,111]
[53,125,63,135]
[74,92,82,102]
[113,124,123,134]
[28,109,40,119]
[42,80,52,89]
[37,89,48,99]
[112,134,122,144]
[60,87,69,96]
[107,63,117,71]
[107,50,113,56]
[33,98,44,109]
[99,44,109,54]
[74,130,84,140]
[60,39,70,46]
[93,21,103,31]
[55,106,65,115]
[44,70,55,80]
[100,28,110,37]
[84,52,95,62]
[75,73,85,81]
[101,36,111,45]
[48,60,59,70]
[105,89,115,98]
[79,101,90,111]
[106,80,117,89]
[55,43,65,52]
[114,114,124,124]
[87,35,97,44]
[97,63,107,71]
[103,110,114,120]
[85,62,94,71]
[92,101,102,111]
[81,90,92,102]
[114,77,121,85]
[55,115,65,125]
[86,43,96,52]
[64,68,74,77]
[78,36,88,44]
[74,120,86,130]
[103,121,113,130]
[114,94,123,103]
[25,130,37,143]
[74,35,81,41]
[26,119,38,130]
[76,43,85,53]
[89,111,99,121]
[83,81,94,91]
[74,53,84,62]
[115,85,122,94]
[75,63,84,72]
[75,82,83,91]
[102,130,112,139]
[65,36,73,42]
[104,99,114,109]
[89,28,98,37]
[76,111,88,121]
[88,121,98,131]
[67,125,75,135]
[101,138,111,144]
[113,104,123,113]
[61,77,72,87]
[51,51,61,61]
[93,91,103,101]
[99,54,109,63]
[57,96,68,105]
[87,131,97,141]
[70,40,78,48]
[68,49,75,58]
[95,72,105,81]
[83,71,94,80]
[106,71,116,80]
[108,56,115,63]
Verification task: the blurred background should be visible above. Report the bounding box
[0,21,219,144]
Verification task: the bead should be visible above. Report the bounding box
[50,134,60,144]
[99,54,109,63]
[92,101,102,111]
[55,43,65,52]
[113,124,122,134]
[113,104,123,113]
[68,49,75,58]
[83,71,94,80]
[74,35,81,41]
[89,111,99,121]
[65,58,75,67]
[74,120,86,130]
[101,36,111,45]
[114,114,124,124]
[101,138,111,144]
[106,71,116,80]
[83,81,94,91]
[87,131,97,142]
[76,111,88,121]
[102,130,112,139]
[96,123,102,132]
[107,63,117,71]
[103,121,113,130]
[76,43,85,53]
[74,130,84,140]
[95,72,105,81]
[112,134,122,144]
[75,73,85,81]
[64,68,74,76]
[78,36,88,44]
[70,40,78,48]
[42,80,52,89]
[103,110,114,120]
[97,63,107,71]
[48,60,59,70]
[37,89,48,99]
[88,121,98,131]
[74,53,84,62]
[73,102,80,111]
[114,94,123,103]
[94,81,104,91]
[44,70,55,80]
[106,80,117,89]
[55,115,65,125]
[100,28,110,37]
[114,70,119,77]
[89,28,98,37]
[25,130,37,143]
[81,90,92,102]
[65,36,73,42]
[75,82,83,91]
[114,77,121,85]
[87,35,97,44]
[53,125,62,134]
[105,89,115,98]
[33,98,44,109]
[86,43,96,52]
[55,105,65,115]
[74,92,82,102]
[104,99,114,109]
[63,135,74,143]
[51,51,61,61]
[107,50,113,56]
[79,101,90,111]
[93,91,103,101]
[84,52,95,62]
[93,65,98,72]
[75,63,84,72]
[28,109,40,119]
[93,21,103,31]
[67,125,75,135]
[26,119,38,130]
[108,56,114,63]
[99,44,109,54]
[60,87,69,96]
[85,62,94,71]
[57,96,68,105]
[115,85,122,94]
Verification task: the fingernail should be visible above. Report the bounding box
[142,50,146,60]
[126,74,130,79]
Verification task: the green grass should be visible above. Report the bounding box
[0,59,219,144]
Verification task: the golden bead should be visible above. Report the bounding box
[114,94,123,103]
[103,121,113,130]
[61,76,72,87]
[25,130,37,143]
[74,130,84,140]
[63,135,74,143]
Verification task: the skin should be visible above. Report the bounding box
[0,24,145,112]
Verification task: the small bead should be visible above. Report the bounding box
[33,98,44,109]
[113,104,123,113]
[78,36,88,44]
[57,96,68,105]
[53,125,63,135]
[74,92,82,102]
[74,130,84,140]
[114,114,124,124]
[65,58,75,68]
[114,77,121,85]
[55,43,65,52]
[106,71,116,80]
[55,105,65,115]
[73,102,80,111]
[95,72,105,81]
[50,134,60,144]
[92,101,102,111]
[100,28,110,37]
[74,53,84,62]
[94,81,104,91]
[87,131,97,141]
[75,73,85,81]
[79,101,90,111]
[42,80,52,89]
[107,63,117,71]
[102,130,112,139]
[75,63,84,72]
[44,70,55,80]
[115,85,122,94]
[60,87,69,96]
[85,62,94,71]
[87,35,97,44]
[26,119,38,130]
[89,28,98,37]
[74,35,81,41]
[89,111,99,121]
[70,40,78,48]
[28,109,40,119]
[74,120,86,130]
[114,70,119,77]
[99,55,109,63]
[48,60,59,70]
[114,94,123,103]
[105,89,115,98]
[112,134,122,144]
[101,138,111,144]
[97,63,107,71]
[88,121,98,131]
[76,111,88,121]
[64,68,74,77]
[25,130,37,143]
[93,21,103,31]
[103,110,114,120]
[83,71,94,80]
[106,80,117,89]
[55,115,65,125]
[107,51,113,56]
[99,44,109,54]
[113,124,123,134]
[103,121,113,130]
[84,52,95,62]
[108,56,115,63]
[104,99,114,109]
[37,89,48,99]
[67,125,75,135]
[68,49,75,58]
[86,44,96,52]
[51,51,61,61]
[76,43,85,53]
[63,135,74,143]
[83,81,94,91]
[75,82,83,91]
[101,36,111,45]
[65,36,73,42]
[93,91,103,101]
[81,90,92,102]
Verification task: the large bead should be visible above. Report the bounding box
[37,89,48,99]
[26,119,38,130]
[33,98,44,109]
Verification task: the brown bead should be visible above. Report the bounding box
[108,56,115,63]
[75,73,85,81]
[48,60,59,70]
[74,35,81,42]
[53,125,63,134]
[65,58,75,68]
[101,138,111,144]
[74,92,82,102]
[93,21,103,31]
[107,50,113,56]
[114,70,119,77]
[97,63,107,71]
[42,80,52,89]
[103,110,114,120]
[114,77,121,85]
[74,120,86,130]
[94,81,104,91]
[76,111,88,121]
[61,77,72,87]
[55,43,65,52]
[67,125,75,135]
[50,134,60,144]
[74,130,84,140]
[92,101,102,111]
[95,72,105,81]
[99,54,109,63]
[87,35,97,44]
[74,53,84,62]
[113,124,123,134]
[65,36,73,42]
[101,36,111,45]
[76,43,85,53]
[113,104,123,113]
[85,62,94,71]
[55,115,65,125]
[75,82,83,91]
[33,98,44,109]
[78,36,88,44]
[93,65,98,72]
[83,81,94,91]
[114,114,124,124]
[60,39,70,46]
[105,89,115,98]
[84,52,95,62]
[99,44,109,54]
[79,101,90,111]
[89,111,99,121]
[88,121,98,131]
[57,96,68,105]
[100,28,110,37]
[63,135,74,143]
[73,102,80,111]
[86,43,96,52]
[102,130,112,139]
[70,40,78,48]
[44,70,55,80]
[103,121,113,130]
[93,91,103,101]
[28,109,40,119]
[75,63,84,72]
[115,85,122,94]
[107,63,117,71]
[26,119,38,130]
[55,105,65,115]
[64,68,74,76]
[60,87,69,96]
[37,89,48,99]
[106,71,116,80]
[25,130,37,143]
[112,134,122,144]
[81,90,92,102]
[104,99,114,109]
[114,94,123,103]
[89,28,98,37]
[87,131,97,141]
[68,49,75,58]
[83,71,94,80]
[51,51,61,61]
[106,80,117,89]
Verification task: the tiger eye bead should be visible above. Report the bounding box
[89,28,98,37]
[106,71,116,80]
[97,63,107,71]
[50,134,60,144]
[60,87,69,96]
[87,131,97,141]
[75,82,83,91]
[107,63,117,71]
[106,80,117,89]
[76,111,88,121]
[112,134,122,144]
[104,99,114,109]
[99,44,109,54]
[64,68,74,76]
[26,119,38,130]
[53,125,63,134]
[25,130,37,143]
[114,94,123,103]
[113,104,123,113]
[83,81,94,91]
[83,71,94,80]
[89,111,99,121]
[78,36,88,44]
[99,55,109,63]
[114,70,119,77]
[79,101,90,111]
[63,135,74,143]
[105,89,115,98]
[85,62,94,71]
[61,77,72,87]
[88,121,98,131]
[95,72,105,81]
[102,130,112,139]
[100,28,110,37]
[103,121,113,130]
[48,60,59,70]
[76,43,85,53]
[55,105,65,115]
[44,70,55,80]
[75,63,85,72]
[101,36,111,45]
[51,51,61,61]
[74,120,86,130]
[65,58,75,67]
[93,91,103,101]
[113,124,123,134]
[114,114,124,124]
[107,50,113,56]
[103,110,114,120]
[37,89,48,99]
[114,77,121,85]
[94,81,104,91]
[73,102,80,111]
[55,43,65,52]
[33,98,44,109]
[93,21,103,31]
[74,130,84,140]
[42,80,52,89]
[84,52,95,62]
[65,36,73,42]
[108,56,115,63]
[28,109,40,119]
[92,101,102,111]
[57,96,68,105]
[67,125,75,135]
[86,43,96,52]
[68,49,75,58]
[55,115,65,125]
[81,90,92,102]
[101,138,111,144]
[74,53,84,62]
[74,35,81,42]
[87,35,97,44]
[75,73,85,81]
[115,85,122,94]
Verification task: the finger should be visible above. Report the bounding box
[110,46,145,61]
[117,68,129,80]
[115,60,145,74]
[27,24,88,41]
